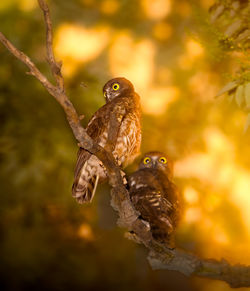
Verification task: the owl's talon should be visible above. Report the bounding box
[119,170,127,185]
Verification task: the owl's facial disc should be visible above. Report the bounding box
[103,77,134,103]
[103,82,121,102]
[138,152,174,179]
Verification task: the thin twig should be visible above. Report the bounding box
[37,0,64,91]
[0,0,250,287]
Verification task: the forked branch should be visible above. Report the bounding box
[0,0,249,288]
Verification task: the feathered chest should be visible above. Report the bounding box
[86,96,141,164]
[128,169,175,201]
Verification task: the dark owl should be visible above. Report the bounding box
[128,151,181,247]
[72,77,141,204]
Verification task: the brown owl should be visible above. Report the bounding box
[72,77,141,204]
[128,151,181,248]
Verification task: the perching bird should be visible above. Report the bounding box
[128,151,181,247]
[72,77,141,204]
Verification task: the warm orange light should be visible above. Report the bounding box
[19,0,37,11]
[175,127,235,182]
[153,22,172,41]
[184,187,199,204]
[205,193,221,212]
[54,24,110,76]
[157,68,172,83]
[141,0,172,20]
[201,0,215,9]
[185,207,202,223]
[100,0,119,14]
[176,126,250,262]
[177,54,193,70]
[231,170,250,232]
[176,2,191,17]
[109,31,155,92]
[186,39,204,58]
[178,39,204,70]
[78,223,94,241]
[142,86,179,115]
[188,72,219,101]
[212,226,229,245]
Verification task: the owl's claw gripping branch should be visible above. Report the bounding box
[0,0,250,288]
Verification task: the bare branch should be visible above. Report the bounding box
[38,0,64,91]
[148,248,250,288]
[0,0,250,288]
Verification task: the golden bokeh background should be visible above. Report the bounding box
[0,0,249,290]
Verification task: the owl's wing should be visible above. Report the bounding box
[105,101,126,152]
[131,187,174,236]
[73,148,91,179]
[74,100,125,175]
[166,183,182,228]
[73,115,105,178]
[87,115,107,141]
[161,181,182,229]
[72,108,109,203]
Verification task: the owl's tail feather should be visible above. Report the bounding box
[72,174,99,204]
[72,162,99,204]
[151,219,175,248]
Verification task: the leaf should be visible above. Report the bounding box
[244,82,250,110]
[235,85,244,108]
[215,81,238,98]
[209,4,225,23]
[236,29,250,42]
[244,114,250,134]
[225,20,242,37]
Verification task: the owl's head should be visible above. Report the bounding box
[139,151,174,179]
[103,77,135,102]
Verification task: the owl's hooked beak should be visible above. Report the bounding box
[152,160,157,168]
[103,89,111,102]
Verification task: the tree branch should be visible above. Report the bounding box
[0,0,250,288]
[148,248,250,288]
[37,0,64,91]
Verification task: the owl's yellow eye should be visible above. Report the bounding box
[159,157,167,164]
[143,157,151,164]
[112,83,120,91]
[104,92,107,98]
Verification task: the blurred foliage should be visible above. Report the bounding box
[0,0,250,291]
[204,0,250,130]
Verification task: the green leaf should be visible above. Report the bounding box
[244,114,250,134]
[215,81,238,98]
[235,85,244,108]
[210,4,225,23]
[244,82,250,110]
[224,20,243,37]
